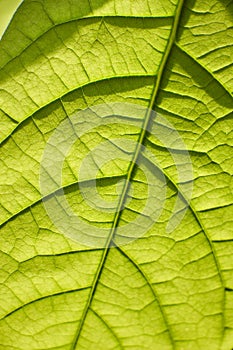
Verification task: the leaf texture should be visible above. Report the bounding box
[0,0,233,349]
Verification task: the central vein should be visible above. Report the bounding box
[71,0,185,348]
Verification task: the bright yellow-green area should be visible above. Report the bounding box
[0,1,233,350]
[0,0,23,38]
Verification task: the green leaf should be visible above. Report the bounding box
[0,0,233,349]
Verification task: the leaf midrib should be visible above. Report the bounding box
[70,1,185,348]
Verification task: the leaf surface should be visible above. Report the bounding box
[0,0,233,349]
